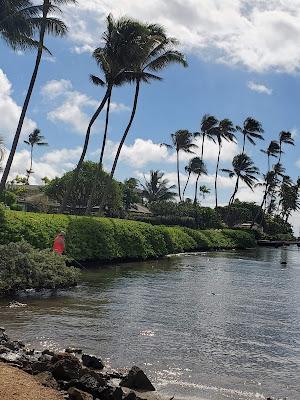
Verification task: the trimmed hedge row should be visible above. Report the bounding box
[0,210,256,262]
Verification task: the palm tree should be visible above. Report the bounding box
[141,170,176,203]
[0,137,5,171]
[237,117,264,153]
[0,0,75,194]
[24,128,48,183]
[0,0,42,50]
[60,16,152,213]
[278,131,294,163]
[194,114,218,160]
[190,157,208,204]
[222,153,259,206]
[279,178,300,223]
[110,29,188,180]
[211,119,236,208]
[86,22,185,215]
[199,185,210,200]
[260,140,280,171]
[162,130,197,201]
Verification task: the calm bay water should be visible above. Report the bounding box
[0,247,299,400]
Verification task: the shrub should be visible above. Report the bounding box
[0,191,17,207]
[0,203,5,224]
[0,241,79,296]
[0,210,256,262]
[10,204,23,211]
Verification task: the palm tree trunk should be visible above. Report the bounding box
[252,187,268,227]
[229,175,239,206]
[278,142,282,163]
[0,1,49,194]
[85,89,112,215]
[182,172,191,200]
[58,87,111,213]
[111,80,140,178]
[194,174,200,204]
[215,144,221,208]
[201,134,205,160]
[176,150,182,201]
[242,133,246,154]
[267,155,270,172]
[98,80,140,215]
[26,145,34,184]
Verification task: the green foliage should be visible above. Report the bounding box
[44,162,123,215]
[0,241,79,296]
[0,203,5,224]
[0,190,17,207]
[10,204,23,211]
[122,178,141,210]
[0,210,256,262]
[147,201,221,229]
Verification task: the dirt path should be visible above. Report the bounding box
[0,363,64,400]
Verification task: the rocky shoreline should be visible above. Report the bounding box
[0,327,159,400]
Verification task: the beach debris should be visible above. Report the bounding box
[120,366,155,391]
[7,301,27,308]
[82,353,104,369]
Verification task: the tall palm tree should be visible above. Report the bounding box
[279,178,300,223]
[190,157,208,204]
[278,131,294,163]
[222,153,259,206]
[60,15,151,213]
[0,0,75,194]
[211,119,236,208]
[86,23,185,215]
[162,130,197,201]
[141,170,176,203]
[0,0,42,49]
[194,114,218,161]
[260,140,280,171]
[199,185,210,200]
[24,128,48,184]
[110,30,188,180]
[237,117,264,153]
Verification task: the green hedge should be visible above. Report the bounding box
[0,210,256,262]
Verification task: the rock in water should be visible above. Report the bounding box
[68,387,93,400]
[120,366,155,391]
[82,354,104,369]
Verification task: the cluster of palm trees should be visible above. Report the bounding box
[0,1,187,215]
[162,116,298,224]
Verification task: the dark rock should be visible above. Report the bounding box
[72,374,101,396]
[42,349,55,357]
[52,354,82,381]
[123,392,137,400]
[108,371,125,379]
[68,387,93,400]
[65,347,82,354]
[25,348,35,356]
[111,387,124,400]
[97,386,115,400]
[79,369,107,386]
[35,372,59,390]
[120,366,155,392]
[31,360,52,374]
[82,354,104,370]
[38,353,53,363]
[0,345,8,354]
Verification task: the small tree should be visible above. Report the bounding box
[24,128,48,183]
[141,170,176,203]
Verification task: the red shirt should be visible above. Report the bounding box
[53,235,65,255]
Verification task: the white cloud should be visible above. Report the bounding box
[0,69,36,143]
[247,81,272,95]
[41,79,129,134]
[40,147,82,164]
[63,0,300,73]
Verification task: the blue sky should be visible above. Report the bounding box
[1,0,300,228]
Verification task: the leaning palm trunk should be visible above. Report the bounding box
[85,90,112,215]
[200,134,205,160]
[229,175,240,206]
[194,174,200,204]
[0,1,49,194]
[97,80,140,215]
[182,172,191,199]
[242,133,246,154]
[176,150,181,201]
[59,87,111,213]
[214,144,221,208]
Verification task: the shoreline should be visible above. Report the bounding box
[0,327,171,400]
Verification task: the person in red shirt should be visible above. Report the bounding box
[53,231,66,255]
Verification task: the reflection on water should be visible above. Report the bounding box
[0,247,300,400]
